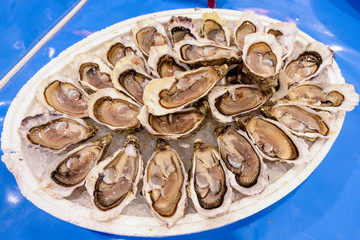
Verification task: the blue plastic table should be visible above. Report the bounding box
[1,0,360,239]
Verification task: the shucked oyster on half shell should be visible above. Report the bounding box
[138,100,209,140]
[111,57,153,105]
[200,12,231,46]
[132,18,170,57]
[235,116,309,165]
[101,37,147,71]
[187,139,232,218]
[143,139,187,227]
[73,53,114,93]
[166,16,200,46]
[85,135,143,221]
[39,133,112,199]
[279,82,359,112]
[261,103,336,139]
[147,45,190,79]
[265,22,298,60]
[36,73,89,118]
[241,32,283,90]
[233,11,264,52]
[173,39,241,67]
[208,84,267,123]
[143,65,228,116]
[216,126,268,196]
[18,113,97,153]
[88,88,142,133]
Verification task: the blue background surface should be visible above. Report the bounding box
[1,0,360,239]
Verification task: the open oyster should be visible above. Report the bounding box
[208,84,267,123]
[233,11,264,52]
[147,45,190,78]
[143,139,187,227]
[40,133,112,199]
[236,116,308,165]
[88,88,141,132]
[173,39,241,67]
[280,82,359,112]
[187,139,232,218]
[138,100,208,140]
[261,104,335,139]
[132,18,170,57]
[241,32,283,90]
[102,38,147,70]
[73,53,114,93]
[86,135,143,221]
[111,57,153,105]
[166,16,199,45]
[201,12,231,46]
[265,22,298,60]
[143,65,227,115]
[216,126,268,195]
[36,73,89,118]
[18,113,97,153]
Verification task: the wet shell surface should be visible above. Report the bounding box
[187,139,232,218]
[216,126,268,195]
[39,133,112,199]
[85,135,143,221]
[142,139,187,227]
[1,8,359,237]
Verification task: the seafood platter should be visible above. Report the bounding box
[1,8,358,236]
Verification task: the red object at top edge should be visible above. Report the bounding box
[208,0,215,8]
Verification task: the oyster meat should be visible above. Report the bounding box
[187,139,232,218]
[143,65,227,115]
[111,57,153,105]
[40,133,112,198]
[86,135,143,221]
[201,12,231,46]
[88,88,141,132]
[208,84,267,123]
[138,100,208,140]
[166,16,199,45]
[19,113,97,153]
[236,116,308,164]
[147,45,190,78]
[143,139,187,227]
[216,126,268,195]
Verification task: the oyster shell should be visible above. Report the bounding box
[173,39,241,67]
[18,113,97,153]
[216,126,268,195]
[280,82,359,112]
[147,45,190,78]
[265,22,298,60]
[261,104,336,139]
[236,116,308,165]
[111,57,153,105]
[102,38,147,70]
[143,65,228,115]
[200,12,231,46]
[138,100,208,140]
[143,139,187,227]
[85,135,143,221]
[233,11,264,52]
[241,32,283,90]
[88,88,141,132]
[40,133,112,199]
[166,16,200,45]
[36,73,89,118]
[73,53,114,93]
[187,139,232,218]
[132,18,170,57]
[208,84,267,123]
